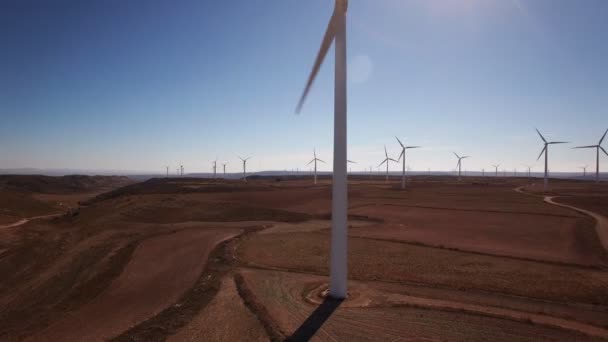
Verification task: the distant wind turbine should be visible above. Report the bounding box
[536,128,568,191]
[573,128,608,183]
[222,162,228,177]
[492,164,500,177]
[579,165,588,177]
[180,165,184,177]
[239,156,251,182]
[308,149,325,185]
[347,159,356,175]
[523,165,532,178]
[166,166,169,178]
[295,0,349,299]
[395,137,420,189]
[453,153,469,181]
[212,159,217,179]
[378,145,398,184]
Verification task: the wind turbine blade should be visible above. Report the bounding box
[318,159,326,163]
[573,145,597,149]
[535,128,547,143]
[462,156,470,159]
[384,145,388,158]
[347,160,356,164]
[397,150,404,162]
[295,11,338,114]
[601,146,608,157]
[307,159,315,165]
[600,128,608,145]
[395,136,404,148]
[453,152,460,159]
[389,158,398,162]
[406,146,421,149]
[548,141,569,144]
[378,159,387,167]
[536,146,547,161]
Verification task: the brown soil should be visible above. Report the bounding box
[238,231,608,305]
[239,268,603,341]
[3,176,608,341]
[349,205,604,266]
[26,228,240,342]
[167,275,268,342]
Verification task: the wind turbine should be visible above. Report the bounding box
[307,149,325,185]
[395,137,420,189]
[492,164,500,177]
[180,165,184,177]
[536,128,568,191]
[378,145,398,184]
[347,159,356,175]
[523,165,532,178]
[222,162,228,177]
[453,153,469,181]
[573,128,608,183]
[212,159,217,179]
[579,165,588,177]
[296,0,348,299]
[239,156,251,182]
[165,166,169,178]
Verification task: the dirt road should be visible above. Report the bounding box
[545,196,608,252]
[0,213,62,229]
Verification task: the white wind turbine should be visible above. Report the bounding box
[239,156,251,182]
[307,149,326,185]
[222,162,228,178]
[492,164,500,177]
[212,159,217,179]
[579,165,588,177]
[453,153,469,181]
[180,165,184,177]
[165,166,169,178]
[395,137,420,189]
[573,128,608,183]
[536,128,568,191]
[378,145,398,184]
[295,0,348,299]
[523,165,532,178]
[347,159,356,175]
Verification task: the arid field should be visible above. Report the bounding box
[1,175,608,341]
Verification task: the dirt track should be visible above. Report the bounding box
[545,196,608,252]
[0,213,62,229]
[26,228,240,342]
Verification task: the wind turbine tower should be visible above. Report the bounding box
[573,128,608,183]
[378,145,398,184]
[307,149,325,185]
[295,0,349,299]
[493,164,500,177]
[536,128,568,191]
[453,153,469,182]
[395,137,420,189]
[222,162,228,177]
[239,156,251,182]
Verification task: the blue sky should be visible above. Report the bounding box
[1,0,607,174]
